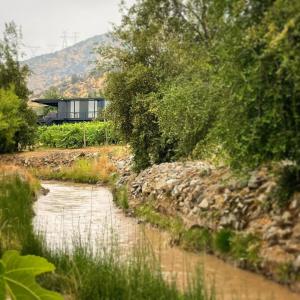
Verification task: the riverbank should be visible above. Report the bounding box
[1,147,300,293]
[115,161,300,292]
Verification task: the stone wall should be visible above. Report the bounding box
[124,161,300,291]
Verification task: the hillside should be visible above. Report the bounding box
[24,34,111,96]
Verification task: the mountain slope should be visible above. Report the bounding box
[24,34,111,96]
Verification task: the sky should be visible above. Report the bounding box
[0,0,135,59]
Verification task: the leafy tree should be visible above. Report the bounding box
[0,22,37,152]
[0,88,22,153]
[102,0,300,171]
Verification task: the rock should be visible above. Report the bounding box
[199,198,209,210]
[290,197,299,210]
[220,213,237,227]
[40,187,50,196]
[192,207,199,214]
[292,223,300,240]
[283,241,300,254]
[293,255,300,271]
[248,173,262,189]
[277,228,293,239]
[281,211,293,226]
[263,226,278,244]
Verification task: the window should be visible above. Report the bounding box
[70,101,80,118]
[88,100,97,118]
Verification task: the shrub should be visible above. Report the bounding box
[274,164,300,207]
[181,227,212,252]
[213,229,234,254]
[113,185,129,210]
[230,233,261,268]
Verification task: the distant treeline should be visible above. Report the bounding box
[100,0,300,171]
[38,122,120,148]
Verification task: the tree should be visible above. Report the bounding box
[0,22,37,152]
[0,88,22,153]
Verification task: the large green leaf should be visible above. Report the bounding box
[0,250,63,300]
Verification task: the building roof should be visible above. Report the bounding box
[32,97,105,106]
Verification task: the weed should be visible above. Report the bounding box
[230,233,261,268]
[181,227,212,252]
[274,164,300,207]
[113,185,129,210]
[213,229,234,254]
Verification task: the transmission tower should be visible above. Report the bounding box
[72,32,80,44]
[61,31,70,49]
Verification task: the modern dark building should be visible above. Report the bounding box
[33,97,107,124]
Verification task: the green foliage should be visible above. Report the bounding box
[37,121,120,148]
[0,22,37,152]
[0,250,63,300]
[113,185,129,210]
[230,233,261,268]
[213,229,234,254]
[33,156,116,184]
[274,164,300,207]
[181,227,212,252]
[0,174,37,255]
[0,88,22,152]
[101,0,300,172]
[37,243,213,300]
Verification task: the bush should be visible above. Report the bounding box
[274,164,300,207]
[213,229,234,254]
[181,227,212,252]
[230,233,261,268]
[37,121,120,148]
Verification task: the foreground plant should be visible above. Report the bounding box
[0,250,63,300]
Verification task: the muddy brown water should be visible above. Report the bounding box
[33,181,300,300]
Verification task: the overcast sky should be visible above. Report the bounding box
[0,0,135,59]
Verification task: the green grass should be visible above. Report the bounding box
[0,173,39,256]
[113,185,130,210]
[181,228,212,252]
[34,242,215,300]
[32,157,117,184]
[0,171,215,300]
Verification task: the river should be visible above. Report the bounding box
[33,181,300,300]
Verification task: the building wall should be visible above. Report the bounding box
[57,99,106,120]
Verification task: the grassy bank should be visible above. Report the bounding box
[32,156,117,184]
[0,167,215,300]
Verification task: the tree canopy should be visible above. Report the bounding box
[100,0,300,170]
[0,22,36,152]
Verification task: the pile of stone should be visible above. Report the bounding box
[126,160,300,289]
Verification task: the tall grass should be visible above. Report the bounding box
[0,166,41,256]
[0,169,215,300]
[32,156,117,184]
[32,228,215,300]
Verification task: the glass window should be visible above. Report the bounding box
[70,100,80,118]
[88,100,96,118]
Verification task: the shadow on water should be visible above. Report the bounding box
[34,181,300,300]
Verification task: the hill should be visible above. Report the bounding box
[24,34,111,97]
